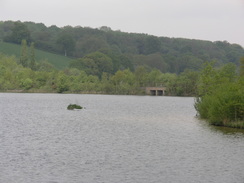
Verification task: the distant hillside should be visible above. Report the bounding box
[0,41,72,69]
[0,20,244,73]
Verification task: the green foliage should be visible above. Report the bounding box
[197,62,217,96]
[99,48,134,72]
[132,53,169,73]
[56,33,75,56]
[21,78,33,90]
[111,69,137,94]
[134,66,148,87]
[176,70,199,96]
[197,62,237,96]
[4,22,31,44]
[56,72,69,93]
[70,57,98,75]
[29,42,36,70]
[37,60,55,71]
[1,20,244,74]
[70,51,113,78]
[76,36,109,57]
[67,104,82,110]
[195,82,244,126]
[20,39,28,67]
[0,52,200,96]
[240,57,244,77]
[144,36,161,54]
[0,54,19,90]
[195,62,244,128]
[85,52,113,76]
[0,41,72,70]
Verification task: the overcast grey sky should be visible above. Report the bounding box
[1,0,244,46]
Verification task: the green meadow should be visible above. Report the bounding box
[0,41,72,69]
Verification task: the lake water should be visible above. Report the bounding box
[1,93,244,183]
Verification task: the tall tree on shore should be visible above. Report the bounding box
[29,42,36,70]
[20,39,28,67]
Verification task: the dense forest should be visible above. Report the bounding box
[0,20,244,77]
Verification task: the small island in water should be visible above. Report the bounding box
[67,104,83,110]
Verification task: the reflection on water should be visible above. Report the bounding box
[0,93,244,183]
[198,118,244,136]
[210,125,244,135]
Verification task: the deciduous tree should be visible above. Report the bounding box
[7,22,31,44]
[57,33,75,56]
[20,39,28,67]
[29,42,36,70]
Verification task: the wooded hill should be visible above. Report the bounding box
[0,20,244,75]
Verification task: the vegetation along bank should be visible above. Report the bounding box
[0,20,243,128]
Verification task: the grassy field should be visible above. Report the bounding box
[0,41,73,69]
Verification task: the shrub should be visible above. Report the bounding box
[67,104,82,110]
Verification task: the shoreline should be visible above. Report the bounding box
[2,91,243,130]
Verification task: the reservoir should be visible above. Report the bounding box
[1,93,244,183]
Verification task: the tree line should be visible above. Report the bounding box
[1,21,244,74]
[0,52,199,95]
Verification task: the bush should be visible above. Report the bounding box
[195,81,244,127]
[67,104,83,110]
[21,78,33,90]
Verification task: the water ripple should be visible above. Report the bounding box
[0,93,244,183]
